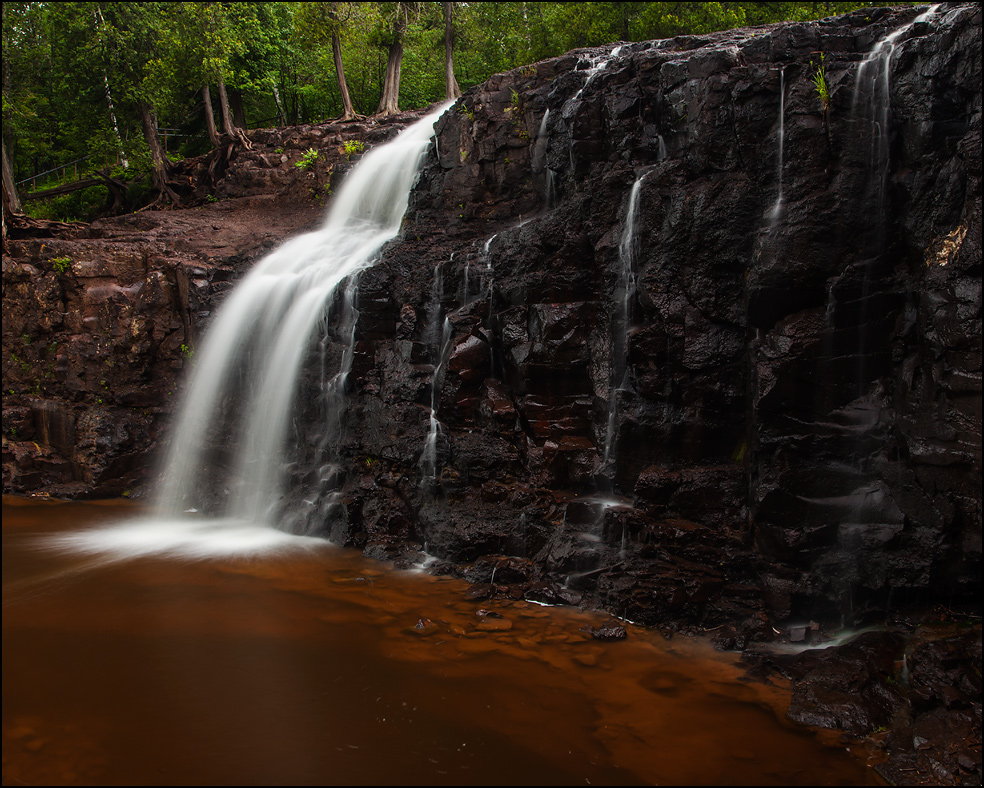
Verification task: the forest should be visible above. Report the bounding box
[3,1,918,222]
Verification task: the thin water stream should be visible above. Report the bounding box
[4,497,876,786]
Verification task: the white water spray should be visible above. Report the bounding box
[420,317,453,480]
[150,104,449,529]
[853,5,940,237]
[767,67,786,223]
[601,174,645,479]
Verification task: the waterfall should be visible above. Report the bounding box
[853,5,940,248]
[564,45,625,176]
[420,262,451,481]
[849,5,940,394]
[767,67,786,223]
[420,317,452,480]
[155,104,450,526]
[600,174,645,482]
[533,109,555,207]
[483,234,498,377]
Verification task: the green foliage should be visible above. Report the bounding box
[3,0,907,197]
[51,256,72,275]
[180,343,195,361]
[295,147,319,169]
[342,139,365,159]
[811,52,830,112]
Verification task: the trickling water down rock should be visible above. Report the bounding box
[327,3,982,629]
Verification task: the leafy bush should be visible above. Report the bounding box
[342,140,365,160]
[295,148,319,170]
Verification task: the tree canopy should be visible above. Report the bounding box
[3,1,915,220]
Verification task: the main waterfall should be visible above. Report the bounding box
[153,106,448,528]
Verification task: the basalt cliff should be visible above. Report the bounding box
[3,5,981,783]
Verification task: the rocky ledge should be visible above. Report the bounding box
[2,111,424,497]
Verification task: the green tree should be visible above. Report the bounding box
[295,2,358,120]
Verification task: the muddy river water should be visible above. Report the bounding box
[3,496,877,785]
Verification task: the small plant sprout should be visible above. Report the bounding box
[811,52,830,112]
[52,256,72,274]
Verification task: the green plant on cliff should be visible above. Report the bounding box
[295,148,319,170]
[342,140,365,160]
[811,52,830,112]
[51,256,72,275]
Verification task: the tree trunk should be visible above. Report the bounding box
[94,7,128,169]
[376,6,407,116]
[3,138,23,215]
[216,76,251,148]
[2,138,22,243]
[444,2,461,100]
[376,42,403,115]
[102,73,129,168]
[202,84,220,147]
[332,31,356,120]
[230,88,247,129]
[139,102,179,205]
[272,83,287,127]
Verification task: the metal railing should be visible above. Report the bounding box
[16,128,201,195]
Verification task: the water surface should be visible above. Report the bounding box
[3,496,876,785]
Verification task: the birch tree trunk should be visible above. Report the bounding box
[94,6,128,169]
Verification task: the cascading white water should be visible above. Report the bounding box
[564,46,624,174]
[152,104,451,527]
[853,5,940,241]
[767,67,786,223]
[420,317,453,480]
[849,6,940,395]
[420,261,452,481]
[563,46,623,115]
[532,109,556,207]
[600,174,645,479]
[483,234,498,377]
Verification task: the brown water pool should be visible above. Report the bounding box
[2,496,878,785]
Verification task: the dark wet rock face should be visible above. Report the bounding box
[326,3,980,630]
[743,624,982,786]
